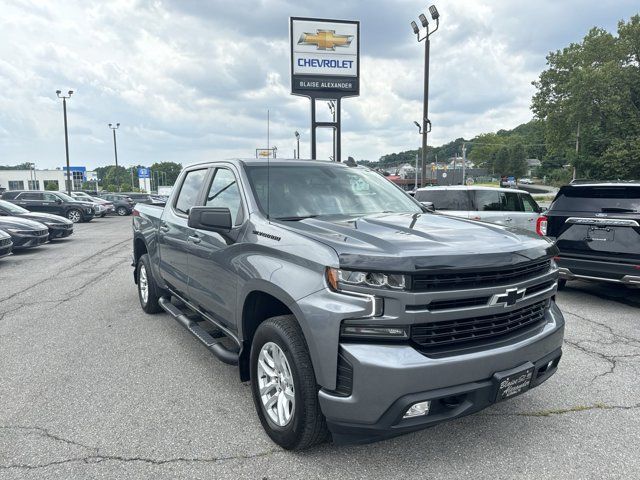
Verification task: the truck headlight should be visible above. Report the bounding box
[326,267,407,291]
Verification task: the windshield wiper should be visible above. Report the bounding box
[273,215,319,221]
[601,207,638,213]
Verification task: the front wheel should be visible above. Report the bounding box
[116,206,129,216]
[66,209,82,223]
[137,254,163,313]
[250,315,328,450]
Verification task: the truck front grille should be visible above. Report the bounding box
[411,300,548,353]
[411,259,551,291]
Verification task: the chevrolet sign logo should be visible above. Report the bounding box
[490,287,527,307]
[298,30,353,50]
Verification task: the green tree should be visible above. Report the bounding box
[532,15,640,180]
[509,143,528,179]
[494,147,510,176]
[149,162,182,186]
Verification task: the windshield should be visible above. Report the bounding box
[0,199,28,214]
[245,164,422,219]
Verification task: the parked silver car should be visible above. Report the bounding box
[414,186,543,232]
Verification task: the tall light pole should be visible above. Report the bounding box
[294,131,300,159]
[56,90,74,194]
[411,5,440,187]
[413,121,422,191]
[108,123,120,191]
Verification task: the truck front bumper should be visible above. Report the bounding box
[318,302,564,444]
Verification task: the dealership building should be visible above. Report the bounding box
[0,166,97,192]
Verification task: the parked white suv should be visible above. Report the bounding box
[415,186,543,232]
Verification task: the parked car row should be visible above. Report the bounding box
[0,198,74,257]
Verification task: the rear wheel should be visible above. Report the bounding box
[116,206,128,216]
[66,209,82,223]
[137,254,163,314]
[558,279,567,291]
[250,315,328,450]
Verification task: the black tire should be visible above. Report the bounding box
[137,253,163,314]
[558,279,567,291]
[116,206,128,216]
[66,209,82,223]
[250,315,328,450]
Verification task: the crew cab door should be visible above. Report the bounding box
[187,166,245,329]
[157,167,208,298]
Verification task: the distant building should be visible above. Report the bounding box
[0,166,96,192]
[526,158,542,177]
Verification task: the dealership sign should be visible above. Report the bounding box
[138,167,150,179]
[290,17,360,97]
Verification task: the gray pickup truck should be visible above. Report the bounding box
[132,159,564,449]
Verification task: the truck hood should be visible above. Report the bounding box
[276,212,556,271]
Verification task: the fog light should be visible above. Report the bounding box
[403,401,431,418]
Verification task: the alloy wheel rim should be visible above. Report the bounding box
[257,342,295,427]
[139,264,149,304]
[118,208,126,216]
[69,211,80,222]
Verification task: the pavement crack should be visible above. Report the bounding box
[483,402,640,418]
[0,424,280,470]
[562,307,640,345]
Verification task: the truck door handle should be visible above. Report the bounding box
[188,234,201,244]
[159,223,170,233]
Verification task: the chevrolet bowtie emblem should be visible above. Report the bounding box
[490,287,527,307]
[298,30,353,50]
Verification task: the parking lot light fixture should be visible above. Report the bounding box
[411,5,440,187]
[108,123,120,191]
[56,89,74,194]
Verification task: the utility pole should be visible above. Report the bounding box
[462,142,467,186]
[56,90,74,194]
[109,123,120,190]
[294,131,300,159]
[411,6,440,187]
[573,121,580,181]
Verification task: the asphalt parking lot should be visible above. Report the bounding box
[1,216,639,479]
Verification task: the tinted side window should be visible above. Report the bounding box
[521,194,540,212]
[475,191,502,211]
[174,169,207,214]
[19,192,43,200]
[502,192,522,212]
[43,193,58,202]
[415,190,471,210]
[205,168,243,225]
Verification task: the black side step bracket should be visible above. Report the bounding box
[158,297,239,366]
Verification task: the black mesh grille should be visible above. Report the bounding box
[411,259,551,291]
[411,301,548,352]
[334,352,353,397]
[0,238,11,247]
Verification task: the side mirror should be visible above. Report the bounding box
[420,201,435,212]
[188,206,232,232]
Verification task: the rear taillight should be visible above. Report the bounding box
[132,209,140,217]
[536,215,548,236]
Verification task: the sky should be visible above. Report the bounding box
[0,0,638,170]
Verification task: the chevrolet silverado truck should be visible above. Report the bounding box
[132,158,564,450]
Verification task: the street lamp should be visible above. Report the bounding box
[294,131,300,159]
[108,123,120,191]
[411,5,440,187]
[56,90,74,194]
[413,121,422,190]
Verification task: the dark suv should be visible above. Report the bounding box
[1,191,95,223]
[538,182,640,289]
[98,193,135,216]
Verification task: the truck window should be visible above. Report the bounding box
[174,169,207,214]
[414,190,471,210]
[205,168,243,225]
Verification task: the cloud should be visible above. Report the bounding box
[0,0,638,169]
